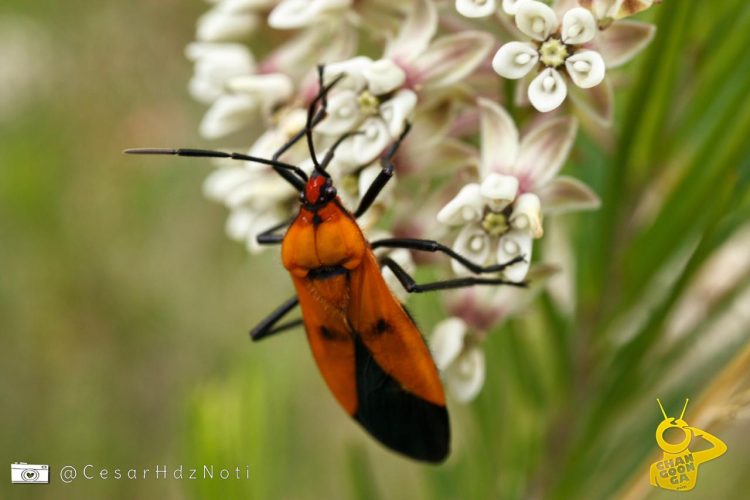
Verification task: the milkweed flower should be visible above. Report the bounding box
[268,0,351,29]
[455,0,535,17]
[317,57,417,168]
[200,72,295,139]
[187,0,355,140]
[455,0,498,18]
[196,0,275,42]
[168,0,669,413]
[203,113,399,254]
[430,317,485,402]
[186,42,256,105]
[430,264,557,401]
[487,0,655,122]
[200,104,317,253]
[203,161,301,253]
[492,0,606,112]
[317,0,493,167]
[437,99,598,281]
[267,0,408,32]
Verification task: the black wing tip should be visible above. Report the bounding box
[353,335,451,464]
[354,403,450,464]
[422,441,451,464]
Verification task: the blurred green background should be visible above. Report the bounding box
[2,1,750,499]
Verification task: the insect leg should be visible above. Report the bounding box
[254,318,304,340]
[380,258,527,293]
[250,296,303,341]
[354,123,412,218]
[255,216,295,245]
[371,238,526,275]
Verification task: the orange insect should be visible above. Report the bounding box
[127,67,525,462]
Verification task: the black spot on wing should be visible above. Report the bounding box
[374,319,390,335]
[352,335,450,463]
[320,326,347,342]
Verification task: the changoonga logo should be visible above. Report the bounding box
[649,399,727,492]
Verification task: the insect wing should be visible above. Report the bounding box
[347,251,450,462]
[292,274,358,415]
[292,250,450,462]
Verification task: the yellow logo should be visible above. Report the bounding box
[649,399,727,492]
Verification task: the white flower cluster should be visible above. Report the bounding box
[493,2,606,112]
[186,0,659,401]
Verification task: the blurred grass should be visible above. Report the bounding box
[2,1,750,499]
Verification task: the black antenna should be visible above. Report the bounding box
[305,66,343,178]
[124,148,309,192]
[125,66,346,190]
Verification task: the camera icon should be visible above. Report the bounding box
[11,463,49,484]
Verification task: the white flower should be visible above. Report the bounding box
[202,83,403,254]
[264,0,415,35]
[430,263,559,402]
[268,0,352,29]
[501,0,522,14]
[199,94,259,139]
[312,0,494,167]
[249,106,309,160]
[227,73,294,110]
[362,59,406,95]
[430,318,485,402]
[496,0,655,122]
[193,0,277,43]
[198,73,294,139]
[196,6,258,42]
[203,164,294,253]
[492,0,605,112]
[437,99,598,281]
[318,57,417,167]
[188,0,357,140]
[455,0,498,18]
[186,42,255,104]
[438,174,537,281]
[314,0,494,166]
[201,106,316,252]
